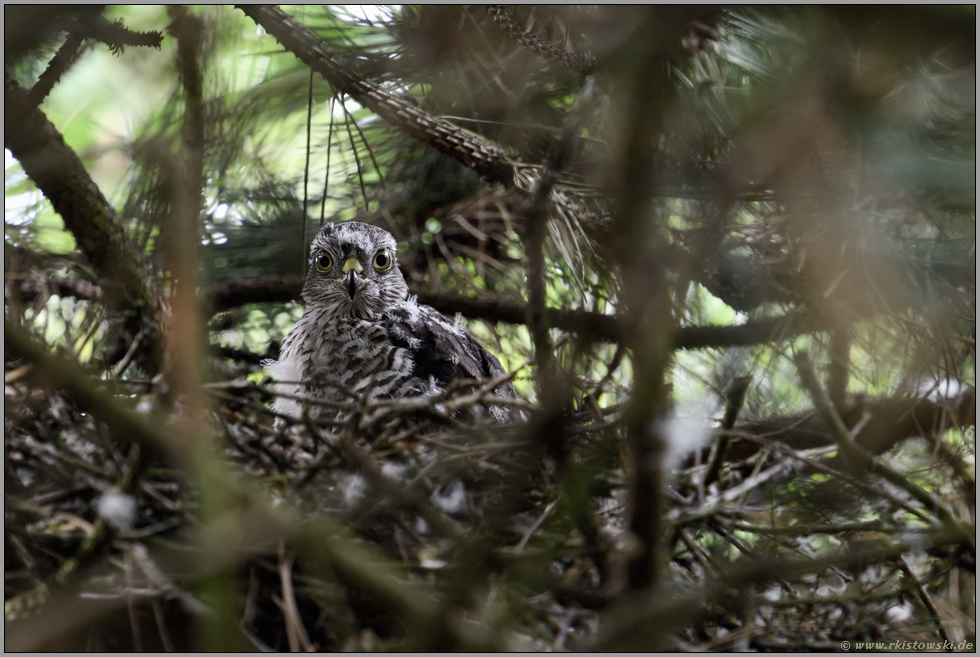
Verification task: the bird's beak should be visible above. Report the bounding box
[341,256,364,299]
[342,270,359,299]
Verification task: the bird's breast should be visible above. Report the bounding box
[298,316,417,399]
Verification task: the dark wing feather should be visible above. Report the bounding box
[383,301,518,403]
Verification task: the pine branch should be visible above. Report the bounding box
[238,5,516,185]
[25,32,87,110]
[88,17,163,55]
[486,5,597,74]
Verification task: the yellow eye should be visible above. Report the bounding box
[373,249,393,272]
[314,250,333,273]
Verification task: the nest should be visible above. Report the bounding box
[5,342,975,650]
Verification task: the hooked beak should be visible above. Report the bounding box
[341,256,364,300]
[342,269,359,299]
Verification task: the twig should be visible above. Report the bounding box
[278,541,313,652]
[703,375,751,488]
[320,95,336,225]
[596,530,967,650]
[5,363,34,384]
[517,495,561,551]
[794,353,973,550]
[725,520,890,535]
[735,432,938,525]
[337,93,371,210]
[302,68,314,273]
[667,457,794,525]
[25,31,88,111]
[87,16,164,54]
[125,550,143,652]
[6,320,175,462]
[152,598,175,652]
[895,557,953,644]
[711,521,793,593]
[111,329,144,379]
[677,527,720,575]
[342,91,387,193]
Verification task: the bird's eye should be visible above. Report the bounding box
[373,249,392,272]
[314,250,333,273]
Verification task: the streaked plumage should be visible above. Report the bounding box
[270,221,517,425]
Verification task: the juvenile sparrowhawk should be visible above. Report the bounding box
[269,221,517,425]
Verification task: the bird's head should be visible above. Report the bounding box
[302,221,409,319]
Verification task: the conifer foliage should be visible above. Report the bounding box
[4,5,975,650]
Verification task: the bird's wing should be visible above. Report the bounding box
[383,298,511,392]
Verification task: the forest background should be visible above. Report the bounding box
[4,5,976,651]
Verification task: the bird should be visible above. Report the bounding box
[269,220,518,427]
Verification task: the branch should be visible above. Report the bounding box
[522,76,598,415]
[207,275,303,310]
[674,311,831,350]
[87,17,164,55]
[25,31,87,110]
[486,5,597,74]
[719,389,976,463]
[5,74,162,369]
[10,270,838,353]
[4,320,175,463]
[3,6,103,62]
[237,5,515,185]
[702,375,751,488]
[414,293,834,350]
[202,276,832,350]
[597,529,968,650]
[795,353,973,547]
[23,15,164,112]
